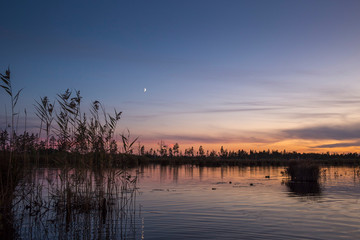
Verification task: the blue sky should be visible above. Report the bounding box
[1,0,360,152]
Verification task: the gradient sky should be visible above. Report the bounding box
[1,0,360,153]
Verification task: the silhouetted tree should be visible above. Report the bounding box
[140,145,145,156]
[173,143,179,156]
[198,145,205,157]
[209,150,217,157]
[220,146,228,158]
[158,140,167,157]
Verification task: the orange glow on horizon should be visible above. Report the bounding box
[135,139,360,155]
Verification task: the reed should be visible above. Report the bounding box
[34,96,55,150]
[0,68,22,160]
[0,67,140,238]
[285,160,320,182]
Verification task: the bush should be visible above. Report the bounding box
[286,160,320,182]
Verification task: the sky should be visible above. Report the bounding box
[1,0,360,153]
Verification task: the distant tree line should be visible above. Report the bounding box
[137,142,360,162]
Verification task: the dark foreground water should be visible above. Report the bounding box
[14,165,360,239]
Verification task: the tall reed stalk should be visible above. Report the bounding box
[0,67,22,161]
[0,68,24,229]
[34,96,55,149]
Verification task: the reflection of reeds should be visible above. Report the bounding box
[0,159,23,239]
[12,165,139,239]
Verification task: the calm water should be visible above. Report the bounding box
[136,165,360,240]
[16,165,360,239]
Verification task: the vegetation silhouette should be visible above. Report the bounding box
[286,160,320,182]
[0,68,140,239]
[284,160,322,198]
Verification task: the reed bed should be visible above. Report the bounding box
[285,160,320,182]
[1,68,141,239]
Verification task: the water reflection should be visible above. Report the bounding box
[285,181,322,197]
[4,165,360,239]
[136,165,360,239]
[12,168,141,240]
[283,161,322,199]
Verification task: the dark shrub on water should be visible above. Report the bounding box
[286,160,320,182]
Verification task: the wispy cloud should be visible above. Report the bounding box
[199,107,281,114]
[139,132,274,144]
[282,124,360,140]
[128,106,282,121]
[286,112,343,119]
[312,141,360,149]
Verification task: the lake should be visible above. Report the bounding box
[15,165,360,239]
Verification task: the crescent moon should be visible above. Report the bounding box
[144,88,147,92]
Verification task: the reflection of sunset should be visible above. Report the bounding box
[134,165,360,239]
